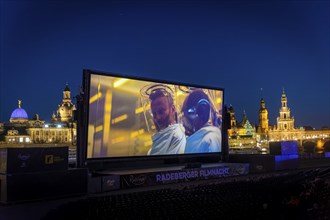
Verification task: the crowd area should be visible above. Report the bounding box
[42,167,330,220]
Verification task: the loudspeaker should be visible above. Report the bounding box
[0,147,68,174]
[0,168,88,203]
[275,155,299,170]
[269,141,298,155]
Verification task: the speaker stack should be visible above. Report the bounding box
[269,141,299,170]
[0,146,88,203]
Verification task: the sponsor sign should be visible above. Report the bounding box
[121,163,249,189]
[102,175,120,191]
[0,147,68,174]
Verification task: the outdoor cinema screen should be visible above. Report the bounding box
[84,70,224,160]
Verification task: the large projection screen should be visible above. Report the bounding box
[85,71,224,160]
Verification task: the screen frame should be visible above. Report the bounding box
[78,69,226,171]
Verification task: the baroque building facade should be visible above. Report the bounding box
[227,105,257,148]
[267,90,304,142]
[256,98,269,136]
[228,90,330,152]
[0,84,76,146]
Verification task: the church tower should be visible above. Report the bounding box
[257,98,269,135]
[63,83,71,101]
[52,83,76,123]
[228,105,237,128]
[276,89,294,130]
[227,105,237,137]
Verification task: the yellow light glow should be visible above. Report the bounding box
[176,90,185,96]
[136,104,150,114]
[95,125,103,133]
[130,129,145,138]
[111,136,125,144]
[138,129,145,135]
[112,114,128,124]
[89,92,102,104]
[114,79,129,88]
[103,91,112,148]
[316,140,324,149]
[131,131,138,138]
[216,97,222,104]
[135,107,144,114]
[144,140,152,147]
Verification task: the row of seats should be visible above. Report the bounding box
[42,167,330,220]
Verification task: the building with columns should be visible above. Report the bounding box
[228,90,330,152]
[0,84,76,146]
[267,90,304,142]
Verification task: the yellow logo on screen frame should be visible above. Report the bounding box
[45,155,54,164]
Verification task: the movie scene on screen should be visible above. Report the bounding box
[86,72,224,159]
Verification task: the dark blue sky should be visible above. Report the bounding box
[1,0,329,129]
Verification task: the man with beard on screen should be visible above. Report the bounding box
[182,89,222,153]
[147,86,186,155]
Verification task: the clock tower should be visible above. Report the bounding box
[257,98,269,135]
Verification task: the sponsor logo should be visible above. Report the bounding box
[18,153,31,161]
[235,165,248,174]
[104,179,116,187]
[102,176,120,191]
[18,153,31,168]
[44,155,65,165]
[45,155,54,164]
[129,175,147,186]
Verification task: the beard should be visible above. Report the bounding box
[154,113,171,131]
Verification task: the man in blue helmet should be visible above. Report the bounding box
[181,89,222,153]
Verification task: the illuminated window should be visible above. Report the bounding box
[26,137,30,142]
[19,137,23,142]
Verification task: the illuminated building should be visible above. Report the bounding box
[257,98,269,136]
[227,105,256,148]
[0,123,4,134]
[268,90,304,142]
[1,100,35,144]
[228,90,330,152]
[0,84,76,146]
[51,83,76,123]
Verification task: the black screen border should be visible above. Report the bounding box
[78,69,226,171]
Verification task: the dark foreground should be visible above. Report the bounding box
[1,158,330,220]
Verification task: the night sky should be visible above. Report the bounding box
[1,0,329,129]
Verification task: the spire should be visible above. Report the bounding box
[64,82,70,91]
[240,110,248,126]
[18,100,22,108]
[282,88,286,98]
[260,98,266,109]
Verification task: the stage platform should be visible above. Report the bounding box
[89,162,250,192]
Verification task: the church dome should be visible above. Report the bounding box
[10,100,28,122]
[11,108,28,119]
